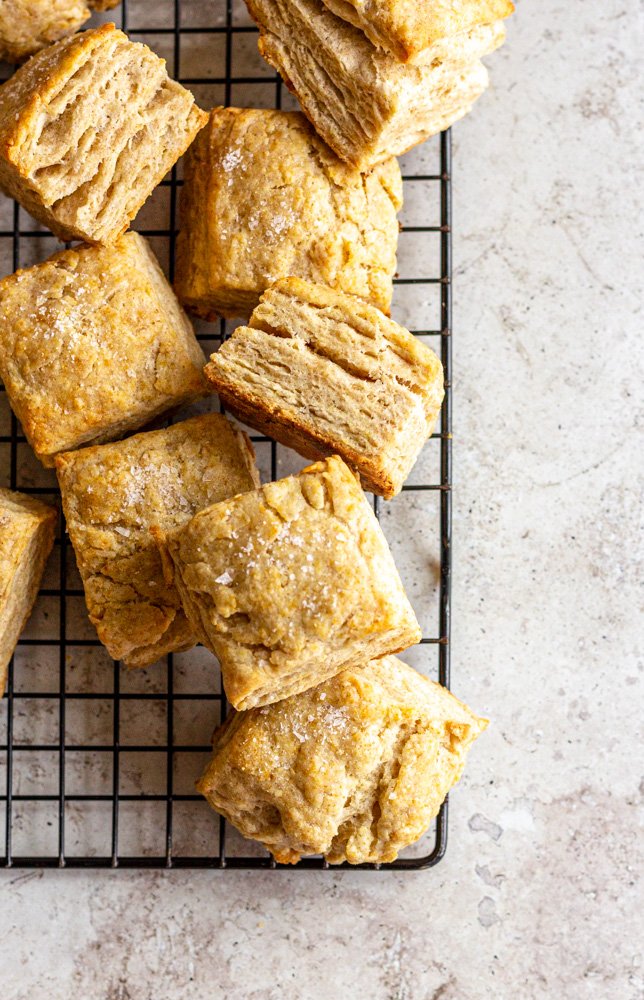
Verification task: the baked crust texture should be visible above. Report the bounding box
[1,0,88,62]
[55,414,259,668]
[0,1,122,63]
[0,488,56,693]
[198,655,488,864]
[0,23,207,243]
[320,0,513,63]
[159,455,421,709]
[245,0,506,169]
[0,232,209,467]
[205,277,444,498]
[174,106,402,319]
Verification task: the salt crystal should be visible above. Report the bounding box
[215,570,233,585]
[221,147,242,172]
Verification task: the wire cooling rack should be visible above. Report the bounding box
[0,0,452,870]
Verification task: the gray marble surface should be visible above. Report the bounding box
[1,0,642,997]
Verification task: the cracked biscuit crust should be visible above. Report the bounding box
[0,23,206,243]
[174,106,402,319]
[204,276,444,498]
[320,0,513,64]
[0,232,209,467]
[0,488,56,694]
[55,414,260,668]
[159,455,420,709]
[197,655,488,864]
[246,0,506,169]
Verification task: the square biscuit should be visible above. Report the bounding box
[197,655,488,864]
[174,106,402,319]
[0,232,209,467]
[204,277,444,498]
[0,23,206,243]
[0,488,56,694]
[56,413,260,669]
[246,0,507,170]
[320,0,513,64]
[159,455,421,710]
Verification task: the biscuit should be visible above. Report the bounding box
[245,0,506,170]
[158,455,420,709]
[0,1,121,63]
[0,232,209,467]
[0,1,88,62]
[204,277,444,498]
[0,23,207,243]
[174,106,402,319]
[197,655,488,864]
[56,414,260,668]
[0,488,56,694]
[320,0,513,64]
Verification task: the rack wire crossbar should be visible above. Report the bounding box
[0,0,452,871]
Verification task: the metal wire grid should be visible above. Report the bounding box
[0,0,452,870]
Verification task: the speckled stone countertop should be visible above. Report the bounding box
[1,0,642,997]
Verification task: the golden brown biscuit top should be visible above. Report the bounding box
[56,414,258,539]
[214,656,484,776]
[199,655,488,863]
[164,455,411,661]
[0,0,87,63]
[179,106,402,310]
[55,414,259,663]
[321,0,514,62]
[0,232,206,459]
[0,2,122,64]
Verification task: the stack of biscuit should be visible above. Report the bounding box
[244,0,514,168]
[0,8,496,865]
